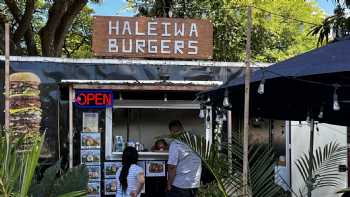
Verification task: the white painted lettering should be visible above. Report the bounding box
[174,40,184,54]
[161,40,171,54]
[162,22,171,36]
[122,39,132,53]
[135,40,145,53]
[108,39,118,52]
[109,20,119,35]
[148,40,157,53]
[188,40,198,54]
[135,21,145,35]
[174,23,184,37]
[122,21,132,35]
[148,22,158,35]
[189,23,198,37]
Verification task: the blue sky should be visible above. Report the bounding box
[90,0,336,16]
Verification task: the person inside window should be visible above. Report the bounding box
[116,147,145,197]
[151,139,168,152]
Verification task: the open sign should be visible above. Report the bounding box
[75,90,113,108]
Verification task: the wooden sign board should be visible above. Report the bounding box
[92,16,213,59]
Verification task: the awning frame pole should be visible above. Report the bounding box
[4,23,10,130]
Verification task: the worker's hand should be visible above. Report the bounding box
[130,191,137,197]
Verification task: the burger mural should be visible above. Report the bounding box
[9,72,42,144]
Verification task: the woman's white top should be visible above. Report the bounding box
[115,164,144,197]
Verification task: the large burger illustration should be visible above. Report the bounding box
[9,72,42,143]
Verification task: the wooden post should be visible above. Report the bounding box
[243,6,252,197]
[69,85,74,168]
[4,23,10,130]
[227,110,233,174]
[307,119,315,197]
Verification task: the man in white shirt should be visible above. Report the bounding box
[167,120,202,197]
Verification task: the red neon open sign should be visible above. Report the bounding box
[75,90,113,108]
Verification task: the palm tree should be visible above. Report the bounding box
[310,0,350,45]
[167,132,285,197]
[294,142,347,197]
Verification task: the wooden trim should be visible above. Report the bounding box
[72,84,214,91]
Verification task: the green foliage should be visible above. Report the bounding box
[310,0,350,45]
[29,160,88,197]
[0,129,88,197]
[63,7,94,58]
[294,142,347,197]
[0,130,43,196]
[131,0,324,62]
[167,132,284,197]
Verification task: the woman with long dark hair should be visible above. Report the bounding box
[116,146,145,197]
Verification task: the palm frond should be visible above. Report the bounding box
[295,142,347,195]
[167,132,282,197]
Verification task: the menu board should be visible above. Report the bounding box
[146,161,166,177]
[81,133,101,149]
[83,112,99,132]
[104,162,122,178]
[88,181,101,197]
[87,165,101,181]
[104,179,117,195]
[81,149,101,165]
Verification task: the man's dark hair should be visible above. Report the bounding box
[168,120,184,132]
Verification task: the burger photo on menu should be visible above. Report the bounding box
[146,161,166,177]
[81,133,101,149]
[82,113,99,132]
[104,162,122,178]
[9,72,42,141]
[87,181,100,197]
[104,179,117,195]
[87,166,101,181]
[81,149,101,165]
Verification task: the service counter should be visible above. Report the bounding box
[69,86,213,197]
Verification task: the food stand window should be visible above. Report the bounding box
[105,100,212,160]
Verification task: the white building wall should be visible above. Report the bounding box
[290,121,347,197]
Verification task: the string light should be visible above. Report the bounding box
[258,71,265,94]
[333,85,340,111]
[318,106,324,119]
[164,93,168,102]
[223,89,231,107]
[199,105,205,119]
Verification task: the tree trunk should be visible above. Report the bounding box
[39,0,69,56]
[53,0,88,56]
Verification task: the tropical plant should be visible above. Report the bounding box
[309,0,350,45]
[294,142,347,197]
[0,129,87,197]
[166,131,285,197]
[29,160,89,197]
[0,131,43,196]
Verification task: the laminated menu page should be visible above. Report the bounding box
[81,149,101,165]
[87,165,101,181]
[104,162,122,178]
[81,133,101,149]
[83,112,99,132]
[87,181,101,197]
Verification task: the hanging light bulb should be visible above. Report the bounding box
[223,89,230,107]
[306,113,310,123]
[119,93,123,101]
[257,79,265,94]
[164,93,168,102]
[318,106,324,119]
[298,121,302,127]
[199,105,205,119]
[333,85,340,111]
[206,97,211,104]
[222,113,227,121]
